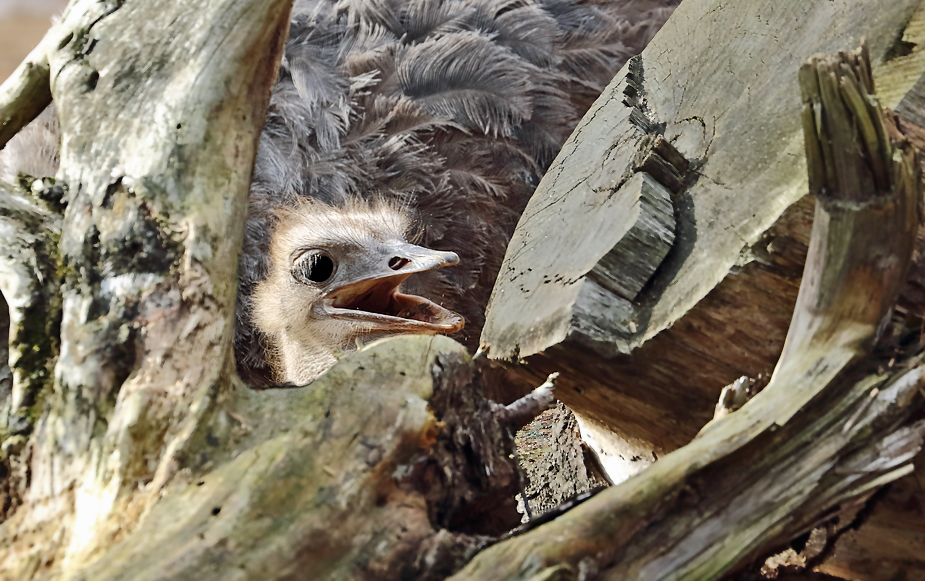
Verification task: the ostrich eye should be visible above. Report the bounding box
[292,250,336,284]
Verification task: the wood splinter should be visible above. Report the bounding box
[500,372,559,430]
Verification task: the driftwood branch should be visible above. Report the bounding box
[451,43,925,581]
[0,0,295,573]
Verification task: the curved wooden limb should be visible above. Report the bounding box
[450,43,924,581]
[0,0,294,573]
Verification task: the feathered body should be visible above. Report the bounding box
[0,0,676,386]
[237,0,677,385]
[0,106,58,187]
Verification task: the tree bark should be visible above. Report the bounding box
[0,0,293,573]
[0,183,61,437]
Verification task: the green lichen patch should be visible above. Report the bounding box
[0,183,63,436]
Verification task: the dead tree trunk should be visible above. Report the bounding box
[0,0,293,572]
[0,2,529,578]
[0,0,925,579]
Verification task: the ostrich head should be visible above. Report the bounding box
[253,198,464,385]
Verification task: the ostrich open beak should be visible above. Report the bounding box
[321,242,465,334]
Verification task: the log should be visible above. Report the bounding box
[451,43,925,581]
[0,0,294,572]
[66,335,524,580]
[480,0,925,480]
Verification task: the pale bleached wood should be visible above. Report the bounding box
[65,335,525,581]
[811,49,925,581]
[0,32,52,151]
[0,0,294,573]
[451,43,925,581]
[479,0,925,477]
[0,183,61,438]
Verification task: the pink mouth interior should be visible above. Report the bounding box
[330,278,463,330]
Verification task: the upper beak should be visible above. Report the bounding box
[320,242,465,334]
[382,243,460,276]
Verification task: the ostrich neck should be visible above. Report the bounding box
[275,329,340,386]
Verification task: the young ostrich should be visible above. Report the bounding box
[0,0,678,387]
[236,0,678,386]
[253,199,464,384]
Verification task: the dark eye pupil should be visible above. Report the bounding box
[297,253,335,283]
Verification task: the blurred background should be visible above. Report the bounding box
[0,0,67,80]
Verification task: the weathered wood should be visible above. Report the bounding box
[1,0,924,578]
[451,44,925,581]
[711,375,764,421]
[0,0,294,573]
[501,372,558,430]
[516,403,610,520]
[0,294,9,407]
[815,458,925,580]
[586,171,675,302]
[454,362,925,581]
[809,48,925,581]
[480,0,925,480]
[60,335,525,580]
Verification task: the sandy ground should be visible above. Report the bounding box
[0,15,53,81]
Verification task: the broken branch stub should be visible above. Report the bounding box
[451,43,924,581]
[809,61,925,579]
[768,42,921,422]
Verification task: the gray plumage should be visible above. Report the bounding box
[238,0,677,386]
[0,0,677,387]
